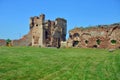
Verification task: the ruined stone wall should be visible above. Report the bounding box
[68,23,120,49]
[0,39,6,46]
[0,14,66,47]
[12,32,32,46]
[55,18,67,41]
[29,14,67,47]
[30,14,45,47]
[0,14,67,47]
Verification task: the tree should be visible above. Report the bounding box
[96,39,101,45]
[6,39,11,46]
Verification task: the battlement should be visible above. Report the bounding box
[29,14,67,47]
[56,18,67,22]
[39,14,45,18]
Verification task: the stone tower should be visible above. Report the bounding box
[30,14,45,47]
[29,14,67,47]
[55,18,67,41]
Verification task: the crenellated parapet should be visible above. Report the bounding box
[30,14,45,29]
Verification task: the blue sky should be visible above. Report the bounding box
[0,0,120,39]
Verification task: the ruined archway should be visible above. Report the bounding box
[96,39,101,45]
[85,40,89,44]
[111,39,116,44]
[45,31,49,39]
[73,41,79,47]
[73,33,80,37]
[93,45,97,48]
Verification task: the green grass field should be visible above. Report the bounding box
[0,47,120,80]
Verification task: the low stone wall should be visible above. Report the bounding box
[12,33,32,46]
[61,41,67,48]
[0,39,6,46]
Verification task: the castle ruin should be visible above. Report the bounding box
[67,23,120,49]
[12,14,67,47]
[0,14,120,49]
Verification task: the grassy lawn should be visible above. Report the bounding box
[0,47,120,80]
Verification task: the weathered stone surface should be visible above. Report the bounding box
[12,32,32,46]
[0,13,119,49]
[61,41,67,48]
[12,14,67,47]
[0,39,6,46]
[67,23,120,49]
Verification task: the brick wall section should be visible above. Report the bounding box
[0,14,67,47]
[12,32,32,46]
[68,23,120,49]
[0,39,6,46]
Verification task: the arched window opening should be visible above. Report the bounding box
[85,40,89,44]
[93,45,97,48]
[111,40,116,44]
[73,33,79,37]
[36,24,38,26]
[96,39,101,45]
[45,31,49,39]
[73,41,79,47]
[69,35,72,39]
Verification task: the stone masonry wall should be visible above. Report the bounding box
[6,14,67,47]
[67,23,120,49]
[0,39,6,46]
[12,32,32,46]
